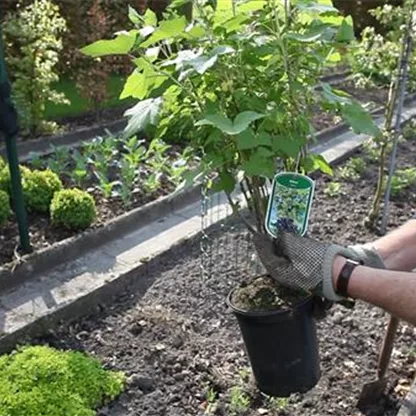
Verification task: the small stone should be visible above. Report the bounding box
[128,323,143,336]
[128,374,155,393]
[172,335,184,348]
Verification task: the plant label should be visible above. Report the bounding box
[265,172,315,237]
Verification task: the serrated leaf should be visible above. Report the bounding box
[335,18,355,42]
[141,16,187,47]
[120,71,148,100]
[232,111,265,135]
[143,9,157,26]
[237,129,256,150]
[123,98,163,137]
[242,149,275,178]
[81,31,137,57]
[341,102,380,136]
[195,114,234,133]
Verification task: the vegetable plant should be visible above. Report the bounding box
[324,181,342,198]
[83,0,378,235]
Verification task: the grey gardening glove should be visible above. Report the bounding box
[348,244,386,269]
[253,232,361,302]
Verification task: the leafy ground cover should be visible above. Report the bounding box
[0,345,124,416]
[33,127,416,414]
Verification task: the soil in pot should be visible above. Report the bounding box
[229,276,320,397]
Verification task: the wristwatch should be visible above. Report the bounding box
[336,259,362,297]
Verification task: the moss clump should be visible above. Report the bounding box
[23,169,63,213]
[0,345,125,416]
[0,190,11,226]
[50,188,96,230]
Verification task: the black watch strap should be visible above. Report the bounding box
[336,259,362,297]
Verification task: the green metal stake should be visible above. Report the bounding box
[0,21,31,253]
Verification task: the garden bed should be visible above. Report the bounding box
[0,79,397,268]
[30,130,416,416]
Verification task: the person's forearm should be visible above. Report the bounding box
[370,219,416,271]
[333,256,416,325]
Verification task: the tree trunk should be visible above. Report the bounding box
[332,0,404,36]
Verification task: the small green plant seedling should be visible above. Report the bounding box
[205,387,218,415]
[238,366,251,383]
[324,181,343,198]
[229,386,251,415]
[403,119,416,140]
[337,157,365,182]
[390,168,416,197]
[266,395,289,411]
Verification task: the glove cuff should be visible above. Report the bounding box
[349,244,386,269]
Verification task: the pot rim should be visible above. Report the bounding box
[226,286,313,318]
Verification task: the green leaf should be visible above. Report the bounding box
[213,172,235,193]
[143,9,157,26]
[286,28,327,42]
[141,16,187,47]
[321,83,351,105]
[296,2,338,14]
[271,135,303,158]
[196,111,264,135]
[242,148,275,178]
[335,18,355,42]
[120,71,148,100]
[190,55,218,74]
[81,31,137,57]
[123,98,163,137]
[219,14,248,33]
[128,6,141,25]
[195,114,234,133]
[341,102,380,136]
[232,112,265,135]
[308,154,333,175]
[211,45,235,56]
[237,129,257,150]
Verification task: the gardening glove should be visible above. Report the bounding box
[252,232,361,302]
[348,244,386,269]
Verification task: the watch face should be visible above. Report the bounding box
[265,172,315,237]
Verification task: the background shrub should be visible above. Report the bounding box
[0,190,12,226]
[23,169,63,213]
[0,165,31,195]
[50,188,96,230]
[0,345,125,416]
[3,0,68,136]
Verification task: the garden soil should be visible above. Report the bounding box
[33,135,416,415]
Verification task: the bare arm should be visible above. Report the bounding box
[370,219,416,271]
[333,256,416,325]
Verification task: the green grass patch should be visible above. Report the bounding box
[45,75,130,120]
[0,345,125,416]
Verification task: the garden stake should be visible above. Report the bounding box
[0,14,31,253]
[358,1,414,408]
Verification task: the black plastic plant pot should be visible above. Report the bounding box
[227,290,320,397]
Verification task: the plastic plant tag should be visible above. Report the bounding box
[265,172,315,237]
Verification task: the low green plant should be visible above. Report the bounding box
[50,188,96,230]
[350,2,416,91]
[324,181,343,198]
[3,0,68,136]
[229,386,251,415]
[337,157,365,182]
[266,395,289,411]
[205,387,218,415]
[0,345,124,416]
[27,152,46,170]
[70,151,89,187]
[117,158,137,206]
[403,118,416,140]
[0,156,5,172]
[390,168,416,197]
[23,169,63,213]
[46,145,71,177]
[0,165,31,195]
[0,190,12,226]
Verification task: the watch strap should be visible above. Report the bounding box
[336,259,362,297]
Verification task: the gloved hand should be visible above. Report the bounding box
[253,232,361,301]
[348,243,385,269]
